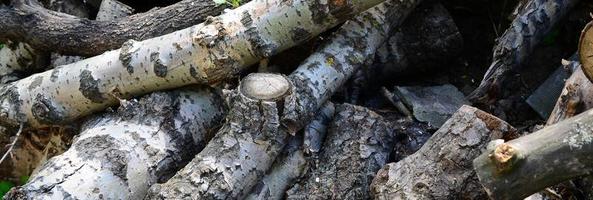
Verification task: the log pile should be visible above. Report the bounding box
[0,0,593,199]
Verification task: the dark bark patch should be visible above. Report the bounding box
[308,1,329,25]
[27,75,43,91]
[0,85,26,124]
[31,94,65,124]
[119,40,137,74]
[79,70,106,103]
[75,135,129,183]
[240,11,276,58]
[290,27,312,42]
[151,52,168,77]
[50,66,61,82]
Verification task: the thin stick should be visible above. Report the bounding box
[0,123,24,165]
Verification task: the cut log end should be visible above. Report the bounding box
[240,73,291,101]
[579,21,593,83]
[489,143,518,173]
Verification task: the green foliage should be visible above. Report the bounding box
[0,43,4,49]
[213,0,241,8]
[19,176,29,185]
[0,180,15,198]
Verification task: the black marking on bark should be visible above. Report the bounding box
[189,66,199,79]
[75,135,129,183]
[28,76,43,91]
[79,70,106,103]
[0,85,27,124]
[50,66,61,82]
[31,94,66,124]
[120,40,137,74]
[308,1,329,25]
[151,52,168,77]
[240,11,276,58]
[290,27,312,42]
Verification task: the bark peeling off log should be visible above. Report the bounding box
[146,74,293,199]
[148,0,420,198]
[371,105,518,200]
[468,0,579,104]
[286,103,394,200]
[474,107,593,199]
[5,87,225,200]
[0,0,383,128]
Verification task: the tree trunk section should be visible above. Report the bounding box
[371,105,518,200]
[5,86,225,200]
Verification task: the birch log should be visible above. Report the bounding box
[473,108,593,199]
[245,135,307,200]
[0,42,47,84]
[286,103,394,200]
[468,0,579,104]
[146,0,421,198]
[303,102,335,155]
[547,62,592,125]
[0,0,383,128]
[5,86,225,200]
[371,105,518,200]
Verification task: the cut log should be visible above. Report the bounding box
[371,105,518,200]
[145,73,294,199]
[0,0,230,55]
[5,86,226,199]
[95,0,134,21]
[245,135,307,200]
[146,0,420,198]
[286,103,394,200]
[468,0,579,104]
[0,0,383,128]
[473,108,593,199]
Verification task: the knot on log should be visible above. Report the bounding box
[489,143,518,173]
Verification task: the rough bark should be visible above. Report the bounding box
[468,0,579,104]
[47,0,94,68]
[547,62,592,125]
[371,105,518,200]
[473,108,593,199]
[95,0,134,21]
[5,86,226,200]
[146,0,419,198]
[286,103,394,200]
[245,135,306,200]
[302,102,335,155]
[0,0,230,55]
[145,73,294,199]
[0,0,383,128]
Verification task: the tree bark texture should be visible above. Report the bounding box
[547,62,592,125]
[286,103,394,200]
[371,105,518,200]
[146,0,419,198]
[302,102,335,155]
[0,0,229,55]
[468,0,579,104]
[245,135,306,200]
[473,108,593,199]
[5,86,225,200]
[0,0,383,128]
[0,42,48,84]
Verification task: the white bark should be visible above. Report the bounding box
[0,0,383,128]
[5,87,225,200]
[146,0,420,198]
[96,0,134,21]
[0,42,47,84]
[245,136,306,200]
